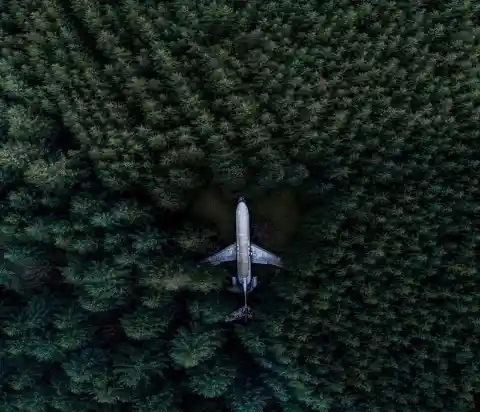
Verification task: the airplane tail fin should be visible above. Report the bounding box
[225,305,253,323]
[243,279,248,323]
[225,278,253,323]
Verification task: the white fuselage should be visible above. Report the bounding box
[236,198,251,285]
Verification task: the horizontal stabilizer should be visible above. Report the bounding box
[225,305,253,322]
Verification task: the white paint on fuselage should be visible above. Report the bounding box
[236,199,251,284]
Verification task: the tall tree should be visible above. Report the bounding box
[0,0,478,411]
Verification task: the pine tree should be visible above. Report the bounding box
[169,323,226,369]
[0,0,479,410]
[187,356,237,398]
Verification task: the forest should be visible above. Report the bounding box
[0,0,479,411]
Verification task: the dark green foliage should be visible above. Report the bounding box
[120,306,174,340]
[186,356,237,398]
[133,389,180,412]
[112,343,167,388]
[170,323,226,369]
[0,0,479,411]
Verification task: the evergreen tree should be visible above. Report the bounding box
[0,0,478,411]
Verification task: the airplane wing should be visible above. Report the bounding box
[203,243,237,266]
[250,244,283,267]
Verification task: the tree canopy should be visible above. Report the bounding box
[0,0,479,411]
